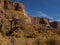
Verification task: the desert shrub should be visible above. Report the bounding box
[11,28,24,38]
[0,18,10,36]
[33,30,60,45]
[23,24,38,38]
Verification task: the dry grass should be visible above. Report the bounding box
[0,29,60,45]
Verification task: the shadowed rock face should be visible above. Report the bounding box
[50,21,60,29]
[50,21,57,29]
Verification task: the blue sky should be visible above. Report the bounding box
[13,0,60,21]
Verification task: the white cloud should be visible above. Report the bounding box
[54,19,60,21]
[36,11,53,19]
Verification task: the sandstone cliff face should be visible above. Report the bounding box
[0,0,31,23]
[0,0,24,11]
[30,17,51,29]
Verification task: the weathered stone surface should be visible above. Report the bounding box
[30,17,50,28]
[0,0,31,23]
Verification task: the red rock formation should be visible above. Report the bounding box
[0,0,31,23]
[30,17,50,27]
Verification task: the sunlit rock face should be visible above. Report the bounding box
[30,17,50,27]
[0,0,31,24]
[0,0,24,11]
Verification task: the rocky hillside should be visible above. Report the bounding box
[0,0,60,45]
